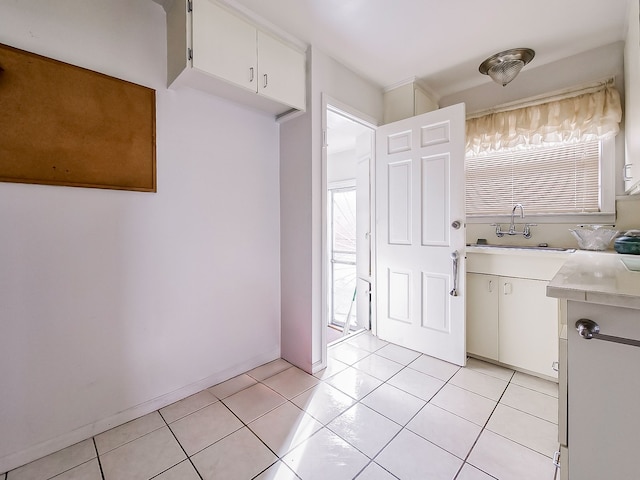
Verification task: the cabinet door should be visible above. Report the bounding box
[192,0,256,92]
[568,301,640,480]
[257,30,306,110]
[499,277,558,378]
[466,273,499,360]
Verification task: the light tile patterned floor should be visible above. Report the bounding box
[3,332,560,480]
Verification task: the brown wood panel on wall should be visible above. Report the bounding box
[0,43,156,192]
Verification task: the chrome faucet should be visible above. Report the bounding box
[509,203,525,234]
[491,203,536,239]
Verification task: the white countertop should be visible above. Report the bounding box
[466,245,574,258]
[547,250,640,309]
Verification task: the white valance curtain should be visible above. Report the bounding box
[466,85,622,156]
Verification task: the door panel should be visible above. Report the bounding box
[376,104,466,365]
[388,269,412,323]
[421,154,449,246]
[421,273,449,332]
[387,160,412,245]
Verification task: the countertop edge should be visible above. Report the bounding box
[547,251,640,309]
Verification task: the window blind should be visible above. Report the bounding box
[466,140,601,216]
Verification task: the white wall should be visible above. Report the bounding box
[625,0,640,193]
[439,42,640,248]
[440,43,625,115]
[328,150,357,184]
[280,112,313,371]
[0,0,281,472]
[280,47,383,372]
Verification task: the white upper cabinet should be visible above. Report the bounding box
[257,30,306,110]
[192,0,256,92]
[167,0,306,115]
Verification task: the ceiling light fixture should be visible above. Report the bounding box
[479,48,535,87]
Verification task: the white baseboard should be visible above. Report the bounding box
[0,348,280,474]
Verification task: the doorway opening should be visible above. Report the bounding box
[325,106,374,346]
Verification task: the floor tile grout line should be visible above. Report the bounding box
[315,347,538,476]
[251,359,401,478]
[93,421,166,457]
[451,369,515,480]
[342,363,462,479]
[92,438,106,480]
[42,458,100,480]
[158,397,220,427]
[350,355,557,434]
[171,401,246,459]
[509,381,560,398]
[249,459,301,480]
[498,400,559,425]
[492,373,560,459]
[155,410,204,480]
[352,458,400,480]
[8,341,558,480]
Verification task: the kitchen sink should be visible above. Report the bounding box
[467,244,575,252]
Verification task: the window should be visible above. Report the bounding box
[466,140,603,216]
[329,186,357,328]
[465,84,621,221]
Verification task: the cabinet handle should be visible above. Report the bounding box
[488,280,493,293]
[575,319,640,347]
[263,73,268,88]
[624,164,633,181]
[503,282,512,295]
[553,450,561,468]
[552,361,559,372]
[249,67,254,82]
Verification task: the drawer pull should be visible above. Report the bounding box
[575,319,640,347]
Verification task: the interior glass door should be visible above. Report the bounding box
[329,186,357,330]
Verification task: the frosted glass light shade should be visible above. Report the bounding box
[488,59,525,86]
[479,48,535,87]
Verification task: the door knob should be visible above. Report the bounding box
[451,220,461,230]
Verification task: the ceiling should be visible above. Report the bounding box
[222,0,631,98]
[326,109,371,154]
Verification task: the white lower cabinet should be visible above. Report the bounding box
[467,273,559,377]
[466,250,569,378]
[566,301,640,480]
[466,273,499,359]
[499,276,558,376]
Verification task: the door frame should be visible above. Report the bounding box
[320,94,378,370]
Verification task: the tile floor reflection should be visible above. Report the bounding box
[3,332,560,480]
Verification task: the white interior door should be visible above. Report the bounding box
[375,103,466,365]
